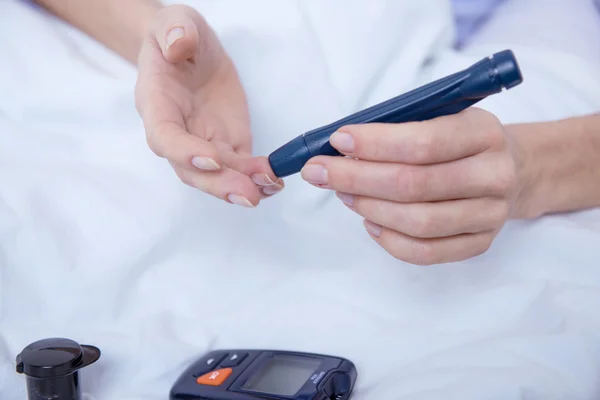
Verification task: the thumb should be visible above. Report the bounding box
[153,6,201,63]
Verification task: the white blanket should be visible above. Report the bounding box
[2,0,600,399]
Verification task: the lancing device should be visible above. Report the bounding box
[268,49,523,178]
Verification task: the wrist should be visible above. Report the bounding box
[507,114,600,219]
[508,123,546,219]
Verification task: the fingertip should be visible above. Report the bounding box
[261,182,285,197]
[330,130,356,155]
[163,25,198,63]
[364,219,383,238]
[251,172,277,186]
[254,174,285,199]
[188,138,224,171]
[227,193,257,208]
[165,26,184,51]
[191,156,222,171]
[231,170,265,207]
[146,120,226,171]
[236,155,283,186]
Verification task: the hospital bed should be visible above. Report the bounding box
[1,0,600,399]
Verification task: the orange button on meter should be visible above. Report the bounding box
[196,368,233,386]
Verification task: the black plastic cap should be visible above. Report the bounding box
[492,50,523,90]
[16,338,101,379]
[268,135,312,178]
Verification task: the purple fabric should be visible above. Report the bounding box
[450,0,507,45]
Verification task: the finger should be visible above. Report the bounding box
[330,108,504,164]
[152,5,203,63]
[363,221,496,266]
[144,113,225,172]
[302,153,516,202]
[219,149,285,197]
[241,156,285,197]
[173,164,262,207]
[137,87,226,171]
[337,194,508,238]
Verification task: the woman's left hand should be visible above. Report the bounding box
[300,108,522,265]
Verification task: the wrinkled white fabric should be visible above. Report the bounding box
[1,1,600,399]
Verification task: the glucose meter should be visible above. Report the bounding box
[170,349,357,400]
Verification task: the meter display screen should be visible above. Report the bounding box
[242,355,322,396]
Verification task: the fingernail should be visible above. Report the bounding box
[330,131,355,154]
[251,173,276,186]
[166,27,184,49]
[228,194,255,208]
[262,184,284,196]
[336,192,354,207]
[364,220,383,237]
[192,156,220,170]
[301,164,328,185]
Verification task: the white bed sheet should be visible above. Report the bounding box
[1,1,600,399]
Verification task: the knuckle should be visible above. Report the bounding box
[490,201,510,226]
[488,158,517,194]
[443,112,468,137]
[482,115,506,146]
[489,129,507,149]
[351,124,391,160]
[395,166,427,201]
[146,134,164,158]
[416,242,439,265]
[410,241,439,266]
[468,246,488,260]
[384,243,411,264]
[466,108,506,146]
[411,211,437,238]
[482,237,494,254]
[331,162,359,193]
[481,108,501,126]
[467,107,494,125]
[175,168,194,187]
[146,123,178,160]
[412,131,436,163]
[472,235,494,258]
[386,239,439,266]
[381,234,438,266]
[467,106,490,120]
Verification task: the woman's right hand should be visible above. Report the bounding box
[135,5,284,207]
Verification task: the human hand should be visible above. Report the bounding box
[135,5,284,207]
[301,108,521,265]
